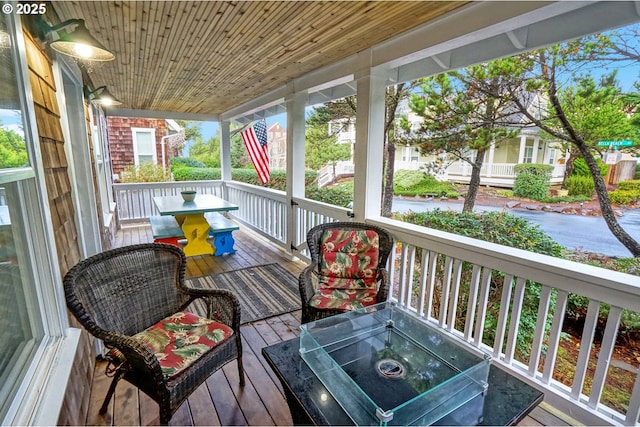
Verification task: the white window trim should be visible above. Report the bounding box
[2,12,80,426]
[131,127,157,166]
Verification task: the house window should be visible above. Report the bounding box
[523,146,534,163]
[547,148,557,165]
[132,128,157,165]
[402,146,419,162]
[0,14,70,424]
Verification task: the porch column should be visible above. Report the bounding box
[352,62,386,221]
[531,136,540,163]
[220,121,232,199]
[286,90,307,256]
[487,141,495,178]
[517,134,527,164]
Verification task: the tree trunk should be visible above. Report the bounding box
[381,143,396,217]
[562,148,579,188]
[463,150,485,212]
[578,144,640,256]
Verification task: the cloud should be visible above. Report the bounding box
[2,123,25,138]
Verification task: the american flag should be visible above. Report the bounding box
[240,119,270,184]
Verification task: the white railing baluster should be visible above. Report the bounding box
[416,249,429,317]
[473,268,493,347]
[571,299,600,399]
[493,274,514,359]
[446,259,463,332]
[589,306,623,409]
[424,250,438,321]
[439,256,454,328]
[504,277,526,364]
[529,285,553,377]
[464,265,482,341]
[542,290,568,384]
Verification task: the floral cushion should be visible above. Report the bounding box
[309,288,378,311]
[318,229,379,290]
[105,311,233,379]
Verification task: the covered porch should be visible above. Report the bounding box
[4,1,640,426]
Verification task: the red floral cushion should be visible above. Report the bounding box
[106,311,233,379]
[319,229,379,290]
[309,288,378,311]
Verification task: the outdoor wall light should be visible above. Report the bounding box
[84,85,123,106]
[43,19,115,61]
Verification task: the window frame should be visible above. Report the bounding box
[132,127,157,166]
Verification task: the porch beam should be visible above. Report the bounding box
[352,58,386,221]
[286,89,307,255]
[106,107,217,122]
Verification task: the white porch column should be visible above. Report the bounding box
[517,134,527,164]
[531,136,540,163]
[352,62,386,222]
[487,141,496,178]
[286,89,307,255]
[220,121,232,199]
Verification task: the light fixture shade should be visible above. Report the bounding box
[50,20,114,62]
[92,86,122,106]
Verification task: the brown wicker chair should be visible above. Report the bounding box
[63,243,244,425]
[299,222,394,324]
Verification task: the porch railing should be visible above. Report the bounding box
[113,180,640,424]
[113,181,224,224]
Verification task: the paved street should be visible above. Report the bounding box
[392,197,640,257]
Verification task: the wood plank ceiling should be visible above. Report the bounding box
[46,1,466,116]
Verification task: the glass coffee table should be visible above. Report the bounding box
[263,303,543,426]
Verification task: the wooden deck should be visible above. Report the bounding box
[86,224,571,426]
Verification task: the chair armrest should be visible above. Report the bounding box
[103,331,166,384]
[299,263,319,305]
[376,268,390,302]
[178,287,241,331]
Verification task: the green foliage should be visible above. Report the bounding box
[571,157,608,177]
[172,167,220,181]
[172,167,318,192]
[393,169,458,197]
[565,175,595,197]
[305,186,353,208]
[0,125,28,168]
[188,136,221,167]
[496,189,514,198]
[634,163,640,180]
[120,164,171,182]
[395,209,563,256]
[538,195,591,203]
[305,109,352,170]
[513,164,553,200]
[618,180,640,192]
[608,189,640,205]
[170,157,206,169]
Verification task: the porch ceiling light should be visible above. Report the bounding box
[84,85,122,106]
[46,19,115,62]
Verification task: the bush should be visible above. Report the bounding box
[172,167,220,181]
[565,175,595,197]
[618,180,640,192]
[393,169,458,197]
[572,157,608,177]
[513,164,553,200]
[306,186,353,208]
[635,163,640,180]
[608,189,640,205]
[170,157,206,170]
[120,164,171,182]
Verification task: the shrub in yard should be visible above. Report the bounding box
[608,189,640,205]
[513,164,553,200]
[172,167,220,181]
[120,164,171,182]
[306,186,353,208]
[170,157,206,170]
[572,157,608,177]
[618,180,640,192]
[635,163,640,180]
[393,169,458,197]
[565,175,595,197]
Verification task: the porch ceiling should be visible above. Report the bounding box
[46,1,466,117]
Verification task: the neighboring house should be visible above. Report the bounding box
[107,117,184,179]
[392,93,567,188]
[267,122,286,170]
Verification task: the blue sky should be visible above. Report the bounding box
[200,113,287,141]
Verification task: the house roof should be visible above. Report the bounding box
[44,1,466,117]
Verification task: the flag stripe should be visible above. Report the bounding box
[240,119,270,184]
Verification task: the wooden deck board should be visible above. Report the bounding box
[85,225,568,426]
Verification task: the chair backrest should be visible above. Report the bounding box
[307,222,393,288]
[63,243,188,339]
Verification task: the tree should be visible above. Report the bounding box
[0,124,28,168]
[402,66,519,212]
[189,136,221,167]
[175,120,203,143]
[501,46,640,256]
[304,109,350,171]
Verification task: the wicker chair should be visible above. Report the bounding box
[63,243,244,425]
[299,222,394,324]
